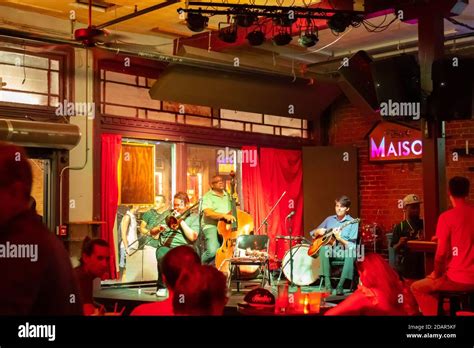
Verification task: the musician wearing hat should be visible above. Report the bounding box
[390,194,425,280]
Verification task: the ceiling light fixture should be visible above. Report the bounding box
[247,29,265,46]
[273,11,297,27]
[186,12,209,32]
[235,13,257,27]
[327,13,351,33]
[179,3,367,36]
[272,27,293,46]
[298,31,318,47]
[298,19,319,48]
[218,22,238,43]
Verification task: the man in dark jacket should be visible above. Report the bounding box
[0,142,82,315]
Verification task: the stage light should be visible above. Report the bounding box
[247,30,265,46]
[186,12,209,32]
[272,32,292,46]
[350,14,364,27]
[273,12,297,27]
[218,23,238,43]
[235,13,257,27]
[327,13,350,33]
[298,32,318,47]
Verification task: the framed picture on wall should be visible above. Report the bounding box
[120,143,156,205]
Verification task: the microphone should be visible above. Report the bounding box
[286,211,295,219]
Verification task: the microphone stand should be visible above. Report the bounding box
[127,211,170,257]
[128,200,201,257]
[255,191,286,235]
[287,214,295,289]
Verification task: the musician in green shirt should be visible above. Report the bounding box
[200,175,235,265]
[140,195,168,249]
[155,192,200,297]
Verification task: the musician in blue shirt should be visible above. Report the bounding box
[309,196,359,295]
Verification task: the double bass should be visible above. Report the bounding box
[215,171,255,276]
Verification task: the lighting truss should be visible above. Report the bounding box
[178,2,366,21]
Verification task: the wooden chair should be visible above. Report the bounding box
[227,235,271,292]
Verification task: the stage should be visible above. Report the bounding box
[94,277,350,316]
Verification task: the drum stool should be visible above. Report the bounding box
[437,290,474,316]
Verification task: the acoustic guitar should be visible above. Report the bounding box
[307,218,360,257]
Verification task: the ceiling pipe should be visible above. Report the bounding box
[307,31,474,67]
[0,27,84,48]
[185,2,366,13]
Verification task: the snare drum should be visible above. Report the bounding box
[282,244,320,286]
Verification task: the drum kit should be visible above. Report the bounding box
[275,235,320,287]
[275,222,380,286]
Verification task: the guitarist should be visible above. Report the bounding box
[200,175,236,265]
[309,195,359,295]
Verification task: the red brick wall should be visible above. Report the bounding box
[328,98,474,237]
[328,98,423,234]
[445,121,474,205]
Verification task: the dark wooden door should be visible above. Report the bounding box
[303,146,359,240]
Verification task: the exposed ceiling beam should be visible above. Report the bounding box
[96,0,180,29]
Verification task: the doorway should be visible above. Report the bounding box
[25,148,58,232]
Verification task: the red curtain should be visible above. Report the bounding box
[100,133,122,279]
[241,146,267,232]
[242,147,303,269]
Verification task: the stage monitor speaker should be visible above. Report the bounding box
[371,54,421,105]
[430,57,474,120]
[338,50,379,113]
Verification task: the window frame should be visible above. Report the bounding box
[0,40,73,120]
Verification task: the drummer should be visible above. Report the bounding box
[309,195,359,295]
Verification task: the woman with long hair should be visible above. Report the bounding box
[325,253,419,316]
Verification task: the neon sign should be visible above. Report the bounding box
[368,122,422,162]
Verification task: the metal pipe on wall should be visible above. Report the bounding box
[0,119,81,149]
[59,48,91,227]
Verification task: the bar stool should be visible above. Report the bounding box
[437,291,474,316]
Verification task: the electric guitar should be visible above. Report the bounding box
[307,218,360,257]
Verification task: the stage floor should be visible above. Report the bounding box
[94,278,351,315]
